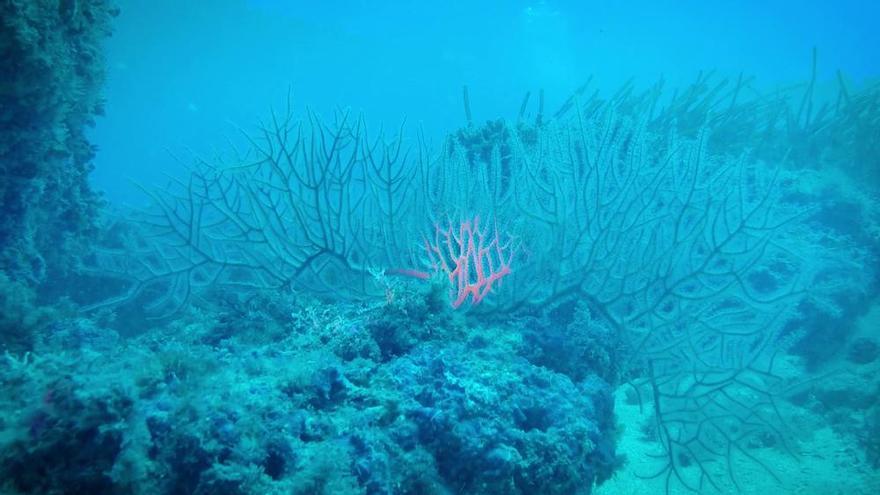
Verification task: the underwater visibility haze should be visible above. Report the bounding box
[1,1,879,494]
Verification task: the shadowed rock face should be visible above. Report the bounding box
[0,1,117,286]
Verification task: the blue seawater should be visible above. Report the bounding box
[0,1,878,494]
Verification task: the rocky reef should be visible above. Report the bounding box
[0,285,622,494]
[0,0,117,352]
[0,0,117,285]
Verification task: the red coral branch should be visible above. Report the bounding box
[418,215,515,309]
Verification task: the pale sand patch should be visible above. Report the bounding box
[596,297,880,494]
[593,300,880,495]
[595,392,879,495]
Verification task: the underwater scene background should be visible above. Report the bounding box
[1,1,879,494]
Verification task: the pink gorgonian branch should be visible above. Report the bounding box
[397,215,515,309]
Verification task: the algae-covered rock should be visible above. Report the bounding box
[0,0,117,287]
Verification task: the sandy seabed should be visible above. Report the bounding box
[596,304,880,495]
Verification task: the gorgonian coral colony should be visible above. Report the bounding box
[85,74,877,490]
